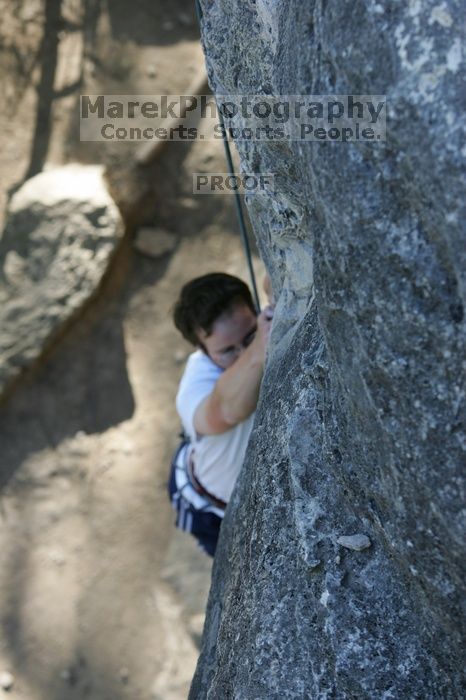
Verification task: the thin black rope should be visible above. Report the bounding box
[194,0,261,312]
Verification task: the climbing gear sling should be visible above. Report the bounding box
[168,437,224,557]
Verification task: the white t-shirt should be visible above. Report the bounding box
[175,349,255,503]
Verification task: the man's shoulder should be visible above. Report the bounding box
[176,350,222,434]
[177,350,222,399]
[183,349,222,378]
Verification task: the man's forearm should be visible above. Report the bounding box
[212,345,264,426]
[193,307,273,436]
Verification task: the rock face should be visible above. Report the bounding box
[0,164,123,396]
[191,1,465,697]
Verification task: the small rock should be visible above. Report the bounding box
[178,12,193,26]
[174,349,187,365]
[49,550,66,566]
[119,437,134,455]
[336,534,371,551]
[146,64,157,79]
[334,555,341,565]
[84,59,96,78]
[307,558,321,570]
[178,197,198,210]
[319,590,329,607]
[3,251,29,286]
[119,667,130,684]
[134,227,178,258]
[0,671,14,691]
[60,668,78,686]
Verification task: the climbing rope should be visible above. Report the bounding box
[194,0,261,312]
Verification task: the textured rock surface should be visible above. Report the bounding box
[0,164,123,396]
[191,1,466,697]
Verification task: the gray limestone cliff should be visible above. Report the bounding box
[190,1,466,698]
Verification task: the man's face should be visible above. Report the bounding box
[197,303,258,370]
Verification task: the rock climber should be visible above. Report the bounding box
[168,272,274,556]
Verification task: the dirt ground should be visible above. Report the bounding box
[0,2,262,698]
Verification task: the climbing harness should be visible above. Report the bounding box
[194,0,261,312]
[168,437,224,557]
[186,449,227,510]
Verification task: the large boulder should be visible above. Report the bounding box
[0,164,124,396]
[191,1,465,697]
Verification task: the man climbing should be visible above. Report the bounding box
[169,272,274,556]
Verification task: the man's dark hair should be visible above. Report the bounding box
[173,272,255,346]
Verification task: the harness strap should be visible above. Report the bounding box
[187,451,227,510]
